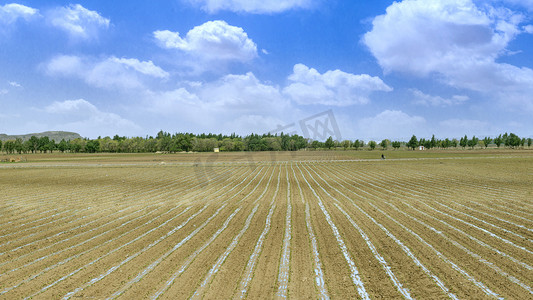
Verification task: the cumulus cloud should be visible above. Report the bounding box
[199,72,288,111]
[411,89,469,106]
[144,65,391,135]
[44,99,140,138]
[45,98,99,115]
[364,0,533,111]
[47,4,109,40]
[364,0,516,76]
[154,20,258,63]
[144,71,292,134]
[148,72,288,114]
[146,88,201,115]
[0,3,38,24]
[45,55,168,90]
[108,58,169,78]
[186,0,316,14]
[283,64,392,106]
[358,110,427,140]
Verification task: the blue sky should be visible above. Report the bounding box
[1,0,532,140]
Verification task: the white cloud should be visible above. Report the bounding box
[148,72,288,115]
[200,72,288,111]
[45,55,84,76]
[364,0,516,76]
[144,71,293,134]
[44,99,140,138]
[143,66,392,135]
[0,3,38,24]
[8,81,22,88]
[146,88,201,115]
[45,55,168,90]
[108,58,169,79]
[364,0,533,111]
[47,4,109,40]
[0,81,22,95]
[45,98,99,115]
[154,20,258,63]
[358,110,427,140]
[411,89,469,106]
[283,64,392,106]
[186,0,316,14]
[524,25,533,33]
[501,0,533,11]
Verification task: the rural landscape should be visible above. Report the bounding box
[1,144,531,299]
[2,0,533,299]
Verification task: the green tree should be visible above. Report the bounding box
[264,137,282,151]
[341,140,352,150]
[70,138,85,153]
[407,135,418,150]
[173,133,193,152]
[391,141,401,149]
[507,133,521,148]
[482,137,492,149]
[353,139,362,150]
[14,138,25,154]
[220,138,234,152]
[460,135,468,149]
[85,140,100,153]
[503,133,510,147]
[324,136,335,149]
[244,134,266,151]
[380,139,389,150]
[494,134,503,148]
[234,140,245,151]
[467,136,479,149]
[0,140,2,153]
[419,138,426,148]
[451,138,458,148]
[38,136,50,153]
[430,134,437,149]
[47,139,56,153]
[4,140,15,154]
[368,140,376,150]
[442,138,451,149]
[58,139,69,153]
[528,138,532,148]
[423,139,431,149]
[28,136,39,153]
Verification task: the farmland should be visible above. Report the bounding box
[1,151,532,299]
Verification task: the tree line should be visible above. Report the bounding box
[0,131,531,154]
[402,133,531,150]
[0,131,307,154]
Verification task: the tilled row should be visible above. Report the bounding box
[312,161,531,298]
[1,157,531,299]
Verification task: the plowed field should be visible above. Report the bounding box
[1,151,532,299]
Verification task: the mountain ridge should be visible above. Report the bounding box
[0,131,83,142]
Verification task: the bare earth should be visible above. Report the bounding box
[0,150,532,299]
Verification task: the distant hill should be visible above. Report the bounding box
[0,131,82,142]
